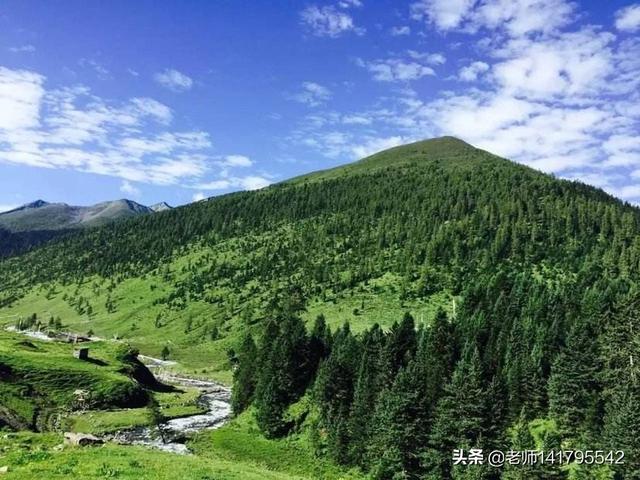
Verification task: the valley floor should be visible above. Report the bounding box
[0,330,363,479]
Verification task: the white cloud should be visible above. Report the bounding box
[194,180,231,190]
[492,29,616,100]
[154,69,193,92]
[408,50,446,65]
[612,184,640,200]
[0,66,272,190]
[342,114,372,125]
[338,0,362,7]
[192,192,206,202]
[130,98,173,124]
[79,59,110,79]
[351,136,406,158]
[0,67,45,131]
[615,4,640,32]
[240,175,271,190]
[222,155,253,167]
[390,26,411,36]
[473,0,576,37]
[603,134,640,167]
[8,45,35,53]
[411,0,475,30]
[300,5,364,37]
[358,55,437,82]
[120,180,141,197]
[411,0,576,37]
[193,175,271,192]
[458,61,489,81]
[290,82,332,106]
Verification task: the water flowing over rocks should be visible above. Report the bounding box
[105,371,231,454]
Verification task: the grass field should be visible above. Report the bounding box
[0,432,311,480]
[0,413,364,480]
[0,330,148,430]
[0,241,453,385]
[190,410,363,480]
[0,328,363,479]
[65,388,204,435]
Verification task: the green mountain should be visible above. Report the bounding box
[1,136,639,478]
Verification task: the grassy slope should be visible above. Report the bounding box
[190,411,363,480]
[0,244,453,383]
[0,433,310,480]
[65,388,204,435]
[0,331,147,430]
[0,331,359,480]
[287,136,481,185]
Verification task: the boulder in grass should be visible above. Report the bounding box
[63,432,103,446]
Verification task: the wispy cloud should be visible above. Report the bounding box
[458,61,489,81]
[357,51,444,82]
[79,59,110,79]
[615,3,640,32]
[289,82,332,106]
[154,68,193,92]
[120,180,141,197]
[390,26,411,36]
[192,175,271,192]
[7,45,35,53]
[300,4,364,37]
[221,155,253,167]
[0,67,267,192]
[411,0,576,36]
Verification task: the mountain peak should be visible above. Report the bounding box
[0,198,164,233]
[150,202,173,212]
[27,199,49,208]
[0,200,51,215]
[288,136,481,185]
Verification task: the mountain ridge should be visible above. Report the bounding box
[0,198,172,233]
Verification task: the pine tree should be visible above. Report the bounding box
[603,384,640,479]
[254,315,310,437]
[421,347,489,479]
[381,312,417,385]
[547,319,601,440]
[367,363,426,479]
[231,334,257,415]
[314,324,360,463]
[349,324,385,466]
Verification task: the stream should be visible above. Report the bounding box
[106,363,232,454]
[6,329,232,454]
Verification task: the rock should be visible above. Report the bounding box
[63,432,103,446]
[0,466,8,474]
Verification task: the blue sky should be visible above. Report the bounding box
[0,0,639,210]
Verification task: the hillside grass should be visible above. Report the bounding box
[0,242,453,385]
[0,432,311,480]
[190,410,363,480]
[65,388,204,435]
[0,331,147,429]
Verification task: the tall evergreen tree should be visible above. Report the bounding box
[547,319,601,440]
[231,333,257,415]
